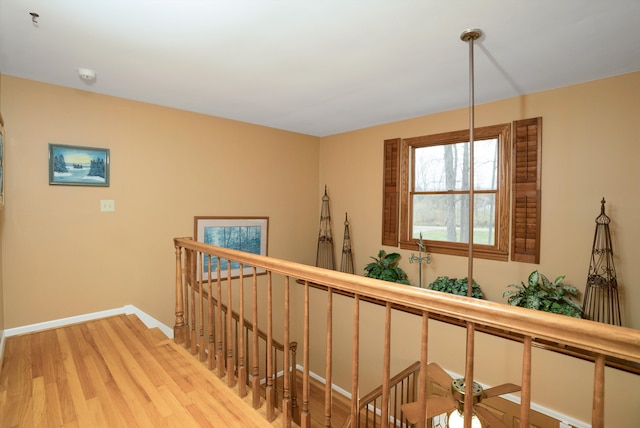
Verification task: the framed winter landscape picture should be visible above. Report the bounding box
[48,143,110,186]
[194,216,269,280]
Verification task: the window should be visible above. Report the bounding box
[399,124,511,260]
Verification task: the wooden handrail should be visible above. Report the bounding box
[358,361,421,407]
[175,238,640,364]
[173,237,640,427]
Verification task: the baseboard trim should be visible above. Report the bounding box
[1,304,173,348]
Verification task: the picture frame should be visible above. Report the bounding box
[194,216,269,280]
[48,143,110,186]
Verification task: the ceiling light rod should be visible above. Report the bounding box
[461,27,483,428]
[460,27,482,292]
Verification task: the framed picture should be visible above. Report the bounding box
[194,216,269,280]
[48,143,110,186]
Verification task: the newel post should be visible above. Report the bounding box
[173,242,188,344]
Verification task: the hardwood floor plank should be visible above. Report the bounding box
[85,319,162,426]
[32,376,46,427]
[0,315,281,428]
[56,328,92,427]
[2,334,33,427]
[43,376,64,428]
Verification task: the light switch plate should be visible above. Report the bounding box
[100,199,115,212]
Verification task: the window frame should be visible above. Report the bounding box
[399,123,511,261]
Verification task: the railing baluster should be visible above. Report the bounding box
[216,258,224,378]
[282,276,291,426]
[323,287,333,428]
[238,265,247,397]
[198,253,206,362]
[350,294,360,427]
[301,280,311,428]
[381,302,391,426]
[173,245,187,344]
[266,271,275,421]
[251,266,260,409]
[416,312,428,428]
[520,335,532,427]
[290,342,298,423]
[227,259,235,387]
[189,251,197,355]
[463,323,476,428]
[207,255,215,370]
[593,353,605,428]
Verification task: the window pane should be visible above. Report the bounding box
[474,138,498,191]
[412,193,495,245]
[474,193,496,245]
[414,138,498,192]
[414,143,469,192]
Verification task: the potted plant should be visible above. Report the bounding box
[503,270,583,318]
[427,276,484,298]
[364,250,411,285]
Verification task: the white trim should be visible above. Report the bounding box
[297,364,352,398]
[123,305,173,339]
[0,330,6,369]
[1,305,173,339]
[4,307,126,337]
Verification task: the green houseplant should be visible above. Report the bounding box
[364,250,410,285]
[427,276,484,299]
[503,270,583,318]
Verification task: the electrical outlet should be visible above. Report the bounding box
[100,199,115,212]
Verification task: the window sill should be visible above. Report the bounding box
[399,240,508,262]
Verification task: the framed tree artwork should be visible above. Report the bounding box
[48,143,110,186]
[194,216,269,280]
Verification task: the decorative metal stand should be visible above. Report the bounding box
[315,186,336,270]
[583,198,622,326]
[409,232,431,288]
[340,213,354,274]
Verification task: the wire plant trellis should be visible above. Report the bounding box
[340,213,354,274]
[316,186,336,270]
[583,198,622,326]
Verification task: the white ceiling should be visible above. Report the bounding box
[1,1,639,137]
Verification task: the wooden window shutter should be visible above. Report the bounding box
[511,117,542,263]
[382,138,401,246]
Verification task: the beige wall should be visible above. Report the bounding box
[0,71,4,335]
[0,75,319,329]
[315,71,640,425]
[319,71,640,329]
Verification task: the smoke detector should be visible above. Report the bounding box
[78,68,96,81]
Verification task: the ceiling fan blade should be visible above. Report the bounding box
[483,382,521,398]
[426,395,457,419]
[401,396,457,424]
[475,405,510,428]
[401,401,423,424]
[427,362,454,388]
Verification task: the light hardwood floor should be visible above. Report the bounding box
[0,315,282,428]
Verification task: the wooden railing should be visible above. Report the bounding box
[352,361,421,427]
[174,240,299,421]
[173,237,640,428]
